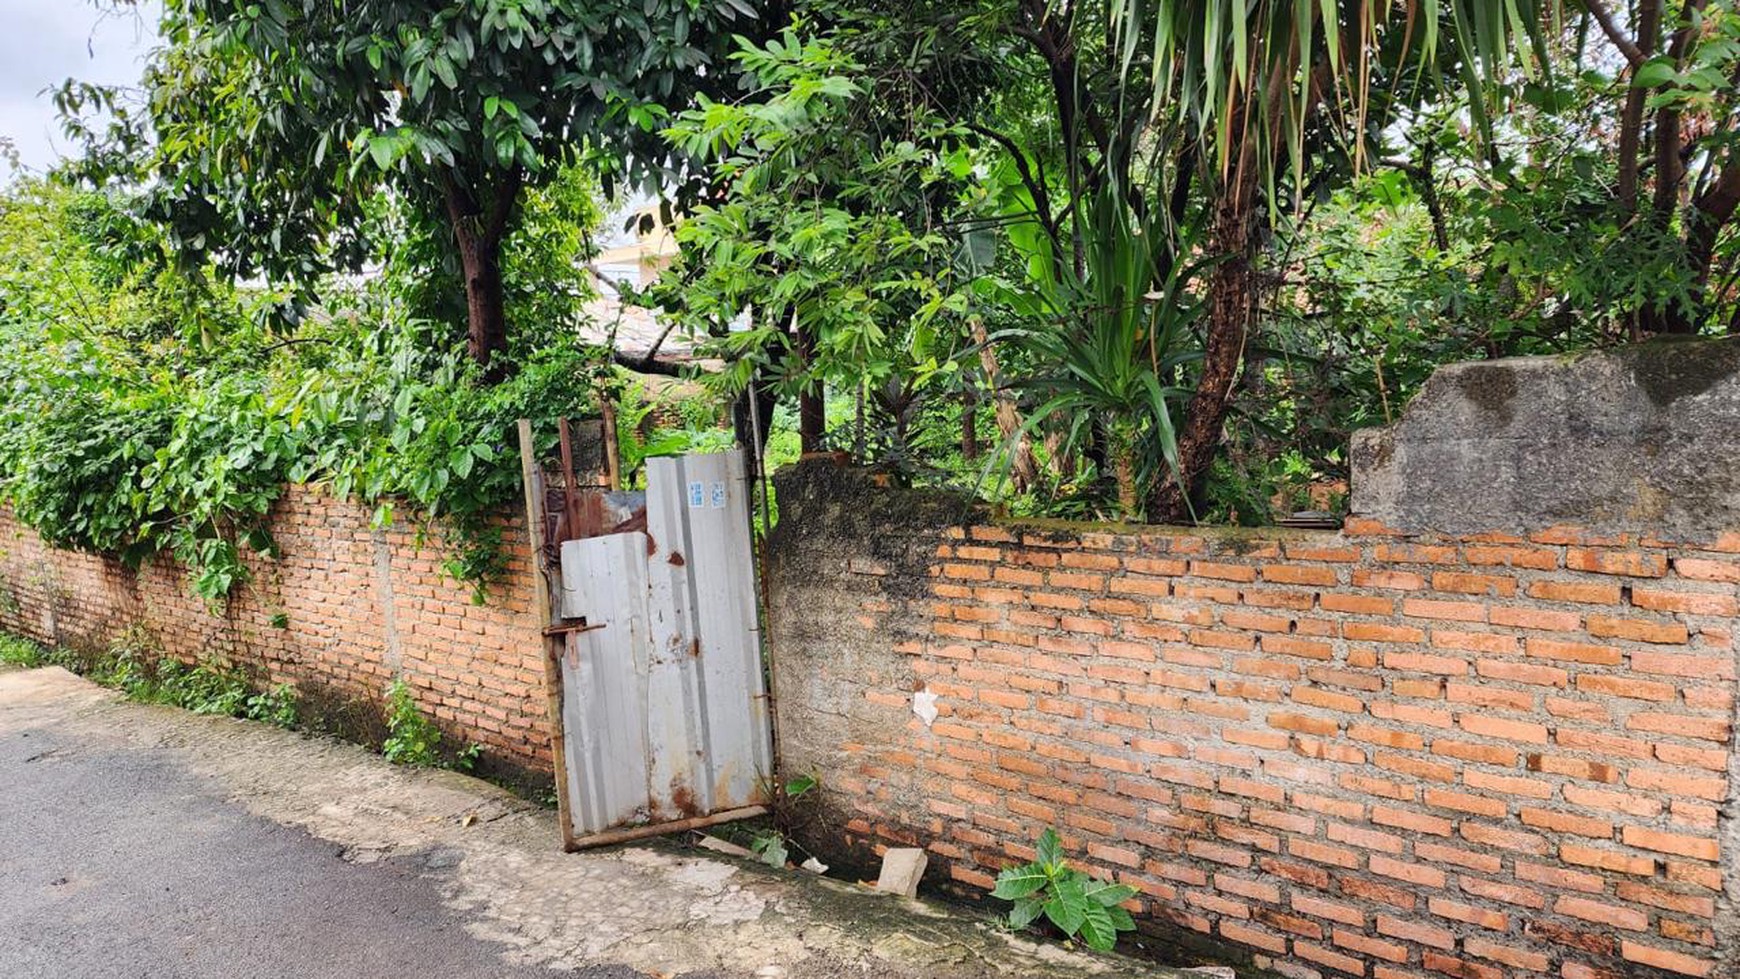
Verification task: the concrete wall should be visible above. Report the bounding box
[1351,339,1740,539]
[767,339,1740,979]
[0,486,551,782]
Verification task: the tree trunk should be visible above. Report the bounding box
[457,234,509,371]
[1108,423,1140,521]
[795,322,826,453]
[1676,161,1740,333]
[442,169,523,380]
[961,389,980,460]
[1148,183,1257,524]
[969,316,1038,491]
[732,376,780,480]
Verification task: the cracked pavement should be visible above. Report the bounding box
[0,667,1178,978]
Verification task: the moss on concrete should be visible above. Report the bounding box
[1620,335,1740,407]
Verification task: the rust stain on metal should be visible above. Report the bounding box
[670,781,702,819]
[668,551,686,567]
[608,509,649,536]
[689,638,702,659]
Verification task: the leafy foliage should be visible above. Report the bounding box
[0,627,300,728]
[60,0,760,369]
[14,0,1736,579]
[993,188,1207,519]
[749,831,790,868]
[0,179,602,604]
[647,27,977,455]
[382,678,444,767]
[382,677,478,771]
[993,829,1137,952]
[0,633,48,667]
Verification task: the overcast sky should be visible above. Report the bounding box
[0,1,160,174]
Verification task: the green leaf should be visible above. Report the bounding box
[1042,874,1089,937]
[1633,57,1678,89]
[1085,879,1138,907]
[1008,896,1045,929]
[1036,828,1064,869]
[991,864,1050,900]
[365,135,394,171]
[1077,901,1120,951]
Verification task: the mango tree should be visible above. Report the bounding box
[108,0,760,374]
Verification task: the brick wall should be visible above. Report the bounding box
[0,486,552,780]
[768,464,1738,979]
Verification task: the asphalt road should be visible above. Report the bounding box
[0,706,637,979]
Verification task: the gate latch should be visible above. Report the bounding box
[544,618,607,637]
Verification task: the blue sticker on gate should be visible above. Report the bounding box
[688,481,705,508]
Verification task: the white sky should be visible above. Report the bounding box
[0,1,160,175]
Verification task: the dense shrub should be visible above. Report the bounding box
[0,179,603,604]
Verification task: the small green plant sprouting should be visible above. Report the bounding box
[750,831,789,868]
[379,678,482,770]
[245,683,300,728]
[744,772,823,868]
[993,828,1137,952]
[382,678,443,766]
[452,741,483,772]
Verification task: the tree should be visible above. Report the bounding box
[1578,0,1740,334]
[644,1,1552,521]
[648,27,982,468]
[99,0,760,374]
[1118,0,1553,521]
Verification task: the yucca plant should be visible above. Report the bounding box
[995,185,1207,521]
[1122,0,1555,186]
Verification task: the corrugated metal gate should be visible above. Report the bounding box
[549,450,773,844]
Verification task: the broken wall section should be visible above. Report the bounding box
[1351,338,1740,539]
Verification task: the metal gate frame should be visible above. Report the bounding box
[517,421,772,850]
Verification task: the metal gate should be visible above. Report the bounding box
[520,439,774,848]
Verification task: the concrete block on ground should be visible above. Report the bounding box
[875,848,928,897]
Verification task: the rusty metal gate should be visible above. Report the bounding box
[518,428,773,848]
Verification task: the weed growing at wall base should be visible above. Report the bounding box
[992,829,1135,952]
[0,633,47,667]
[0,629,300,728]
[382,678,479,771]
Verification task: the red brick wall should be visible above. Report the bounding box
[768,471,1737,979]
[0,486,552,777]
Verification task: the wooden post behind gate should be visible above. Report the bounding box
[518,418,580,851]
